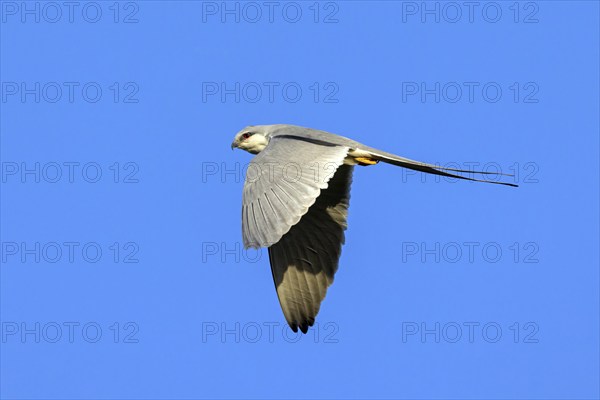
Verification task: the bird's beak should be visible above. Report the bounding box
[231,141,235,150]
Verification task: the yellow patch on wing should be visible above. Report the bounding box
[355,157,379,166]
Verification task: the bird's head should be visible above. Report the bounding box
[231,126,270,154]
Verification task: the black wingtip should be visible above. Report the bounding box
[488,180,519,188]
[299,323,309,334]
[430,168,520,188]
[289,321,312,334]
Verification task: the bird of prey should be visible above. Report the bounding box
[231,124,516,333]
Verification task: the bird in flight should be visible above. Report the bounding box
[231,124,517,333]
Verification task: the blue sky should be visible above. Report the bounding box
[1,1,599,399]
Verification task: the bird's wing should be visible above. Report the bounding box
[242,135,350,249]
[268,164,354,333]
[272,126,518,187]
[360,148,518,187]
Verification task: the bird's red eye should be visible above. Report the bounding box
[242,133,252,139]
